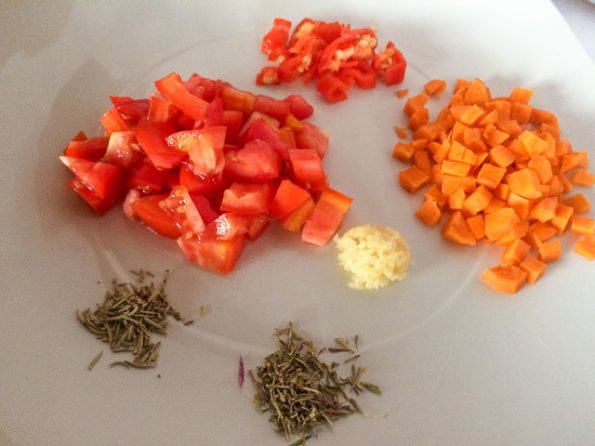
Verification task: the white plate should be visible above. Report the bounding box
[2,1,595,445]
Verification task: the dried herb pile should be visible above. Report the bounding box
[250,323,381,445]
[77,270,188,369]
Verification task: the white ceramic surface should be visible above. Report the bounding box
[1,1,595,445]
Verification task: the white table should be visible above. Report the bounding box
[553,0,595,61]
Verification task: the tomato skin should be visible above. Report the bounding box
[224,140,281,183]
[301,188,353,246]
[269,179,312,220]
[295,122,329,158]
[220,182,275,215]
[130,193,184,239]
[283,95,313,120]
[177,234,246,275]
[133,122,186,170]
[64,136,108,161]
[155,72,209,122]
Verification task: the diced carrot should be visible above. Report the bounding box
[453,79,469,93]
[524,222,557,249]
[501,238,531,266]
[486,99,511,120]
[539,123,561,141]
[493,183,510,201]
[563,193,591,214]
[413,150,433,176]
[557,173,573,193]
[411,138,429,150]
[496,220,529,246]
[509,87,534,104]
[466,214,485,240]
[432,141,451,163]
[518,130,548,156]
[483,123,509,147]
[548,175,565,196]
[399,165,431,192]
[496,119,522,137]
[463,185,492,215]
[528,197,558,223]
[463,127,487,152]
[571,216,595,236]
[555,140,571,158]
[448,187,466,210]
[528,155,553,184]
[463,78,491,106]
[560,152,589,173]
[570,168,595,186]
[473,152,489,171]
[550,204,574,234]
[478,109,499,126]
[510,102,532,124]
[442,160,471,177]
[442,211,476,245]
[574,236,595,261]
[404,93,429,116]
[394,125,408,140]
[507,139,530,163]
[413,122,444,141]
[415,199,442,226]
[508,192,532,220]
[538,240,561,263]
[424,184,447,209]
[481,265,527,294]
[392,142,415,161]
[484,198,508,214]
[476,163,506,189]
[432,164,443,186]
[520,256,546,284]
[530,108,558,126]
[489,144,515,167]
[441,175,476,196]
[484,207,520,242]
[507,168,542,199]
[408,108,430,131]
[460,105,485,126]
[396,89,409,98]
[424,79,447,96]
[448,141,466,161]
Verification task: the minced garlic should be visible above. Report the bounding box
[334,225,411,290]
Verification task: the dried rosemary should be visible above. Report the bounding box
[250,323,381,445]
[77,269,186,369]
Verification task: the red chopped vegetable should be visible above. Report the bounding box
[59,72,352,274]
[256,18,407,102]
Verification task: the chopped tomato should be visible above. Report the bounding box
[133,122,186,170]
[101,107,130,136]
[254,95,290,121]
[130,193,184,239]
[155,72,208,122]
[247,213,270,240]
[220,84,255,115]
[177,234,245,275]
[166,126,226,177]
[201,97,224,127]
[158,185,205,236]
[295,122,329,158]
[109,96,149,124]
[185,73,218,102]
[222,110,243,143]
[179,164,227,195]
[104,131,142,169]
[301,188,353,246]
[64,136,108,161]
[148,92,179,124]
[289,148,329,191]
[224,140,281,182]
[127,161,169,193]
[220,182,275,214]
[269,179,312,220]
[241,118,290,159]
[283,95,314,119]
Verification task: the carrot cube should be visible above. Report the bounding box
[415,199,442,226]
[404,93,429,116]
[528,155,553,184]
[485,207,520,242]
[538,240,561,263]
[550,204,574,234]
[489,144,515,167]
[507,168,543,199]
[467,214,486,240]
[563,193,591,214]
[520,256,546,284]
[481,265,527,294]
[501,238,531,267]
[571,216,595,237]
[399,165,431,192]
[463,185,492,215]
[442,160,471,177]
[574,236,595,261]
[528,197,558,223]
[442,211,476,245]
[476,163,506,189]
[424,79,447,96]
[392,142,415,161]
[570,168,595,186]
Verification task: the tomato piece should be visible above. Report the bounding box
[316,72,351,103]
[220,182,275,214]
[185,74,218,102]
[155,72,208,122]
[279,126,297,150]
[100,107,129,136]
[224,140,281,183]
[109,96,149,124]
[123,189,141,221]
[166,126,226,177]
[60,156,123,200]
[373,41,406,85]
[133,122,186,170]
[191,195,219,225]
[269,179,312,220]
[66,177,120,215]
[64,136,108,161]
[148,92,179,124]
[283,95,314,120]
[262,18,292,62]
[301,188,353,246]
[177,234,245,275]
[256,67,281,85]
[130,193,184,239]
[220,84,255,115]
[280,197,316,232]
[179,163,227,195]
[205,213,250,241]
[159,185,205,236]
[295,122,329,158]
[241,118,290,159]
[222,110,243,144]
[289,148,329,191]
[254,95,291,121]
[247,213,269,240]
[104,130,142,169]
[127,161,169,193]
[201,97,224,128]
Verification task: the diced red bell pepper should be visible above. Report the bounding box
[155,72,209,122]
[177,234,246,275]
[301,188,353,246]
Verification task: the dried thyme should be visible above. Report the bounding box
[250,323,381,445]
[77,269,186,370]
